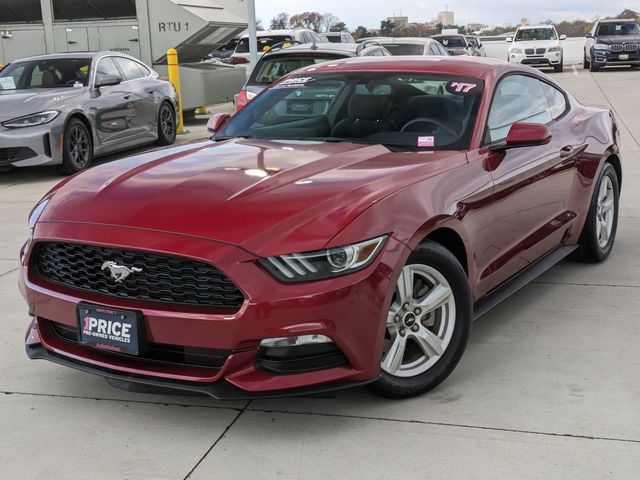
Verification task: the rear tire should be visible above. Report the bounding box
[157,102,177,146]
[571,162,619,263]
[369,240,471,399]
[60,118,92,175]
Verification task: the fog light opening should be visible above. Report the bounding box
[259,334,333,348]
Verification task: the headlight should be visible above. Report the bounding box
[509,48,523,54]
[548,46,561,52]
[28,197,50,234]
[259,235,388,283]
[2,111,60,129]
[594,44,610,51]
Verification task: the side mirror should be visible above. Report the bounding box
[585,32,593,38]
[560,34,567,40]
[207,113,230,133]
[491,122,552,151]
[506,37,512,43]
[95,74,121,88]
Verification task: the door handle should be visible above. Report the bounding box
[123,95,131,100]
[129,38,139,42]
[68,41,77,44]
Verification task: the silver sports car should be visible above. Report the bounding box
[0,52,178,173]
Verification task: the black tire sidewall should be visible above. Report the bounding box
[158,103,177,145]
[370,240,472,398]
[61,118,92,174]
[578,163,620,262]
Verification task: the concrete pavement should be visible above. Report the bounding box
[1,67,639,479]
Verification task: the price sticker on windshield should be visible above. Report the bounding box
[418,136,435,147]
[275,76,316,88]
[446,81,478,95]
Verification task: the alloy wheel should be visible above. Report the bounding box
[160,105,175,140]
[596,175,615,249]
[68,124,90,168]
[382,264,456,378]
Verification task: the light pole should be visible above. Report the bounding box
[246,0,258,69]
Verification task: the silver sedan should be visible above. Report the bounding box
[0,52,178,173]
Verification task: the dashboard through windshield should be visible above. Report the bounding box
[218,72,484,151]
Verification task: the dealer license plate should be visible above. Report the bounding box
[77,304,142,355]
[619,54,629,60]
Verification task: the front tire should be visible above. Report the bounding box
[370,240,471,399]
[157,102,177,146]
[571,162,620,263]
[583,55,590,69]
[554,57,564,73]
[60,118,92,175]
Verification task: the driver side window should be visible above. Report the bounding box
[486,75,552,143]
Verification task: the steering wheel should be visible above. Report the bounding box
[401,117,458,138]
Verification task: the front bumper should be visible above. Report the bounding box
[509,51,562,67]
[0,119,64,168]
[592,49,640,67]
[21,222,409,398]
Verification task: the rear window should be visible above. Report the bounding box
[249,54,346,86]
[434,36,467,48]
[382,44,425,56]
[236,36,293,54]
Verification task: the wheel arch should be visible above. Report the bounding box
[605,153,622,192]
[416,226,469,277]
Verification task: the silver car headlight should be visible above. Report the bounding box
[2,110,60,129]
[509,48,523,54]
[28,197,50,235]
[548,46,561,52]
[259,235,388,283]
[594,44,610,51]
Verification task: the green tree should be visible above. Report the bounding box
[330,21,347,32]
[380,20,395,36]
[353,26,370,39]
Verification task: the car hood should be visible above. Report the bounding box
[512,39,560,48]
[0,87,85,121]
[596,35,640,44]
[39,139,465,256]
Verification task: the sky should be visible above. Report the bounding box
[255,1,638,29]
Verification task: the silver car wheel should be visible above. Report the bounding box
[596,175,615,249]
[382,264,456,378]
[68,124,90,168]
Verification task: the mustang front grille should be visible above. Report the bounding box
[33,242,245,310]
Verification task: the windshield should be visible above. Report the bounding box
[0,58,91,91]
[515,28,557,41]
[466,37,479,47]
[382,44,425,55]
[236,36,294,54]
[249,54,347,86]
[596,22,640,36]
[433,36,467,48]
[217,72,484,151]
[325,34,342,43]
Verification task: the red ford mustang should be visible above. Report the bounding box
[20,57,621,399]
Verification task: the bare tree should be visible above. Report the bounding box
[290,11,324,32]
[321,12,339,32]
[270,12,289,30]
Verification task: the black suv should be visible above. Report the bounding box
[584,19,640,71]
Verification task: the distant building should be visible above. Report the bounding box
[520,18,530,26]
[438,10,455,26]
[387,16,409,27]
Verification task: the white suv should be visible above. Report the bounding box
[507,25,566,72]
